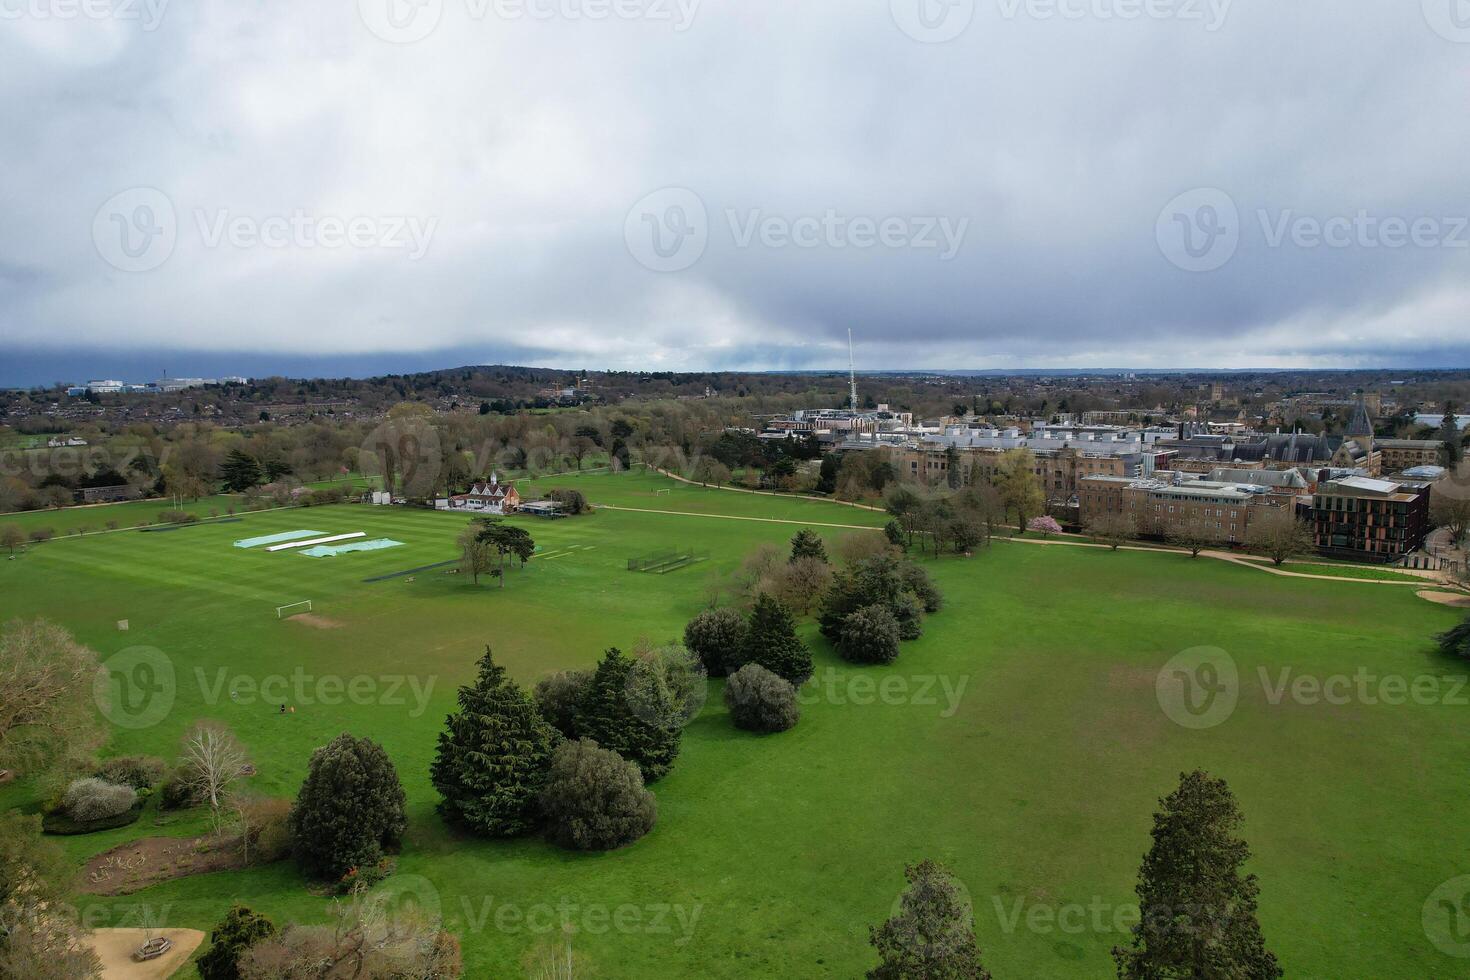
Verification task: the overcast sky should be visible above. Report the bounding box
[2,0,1468,384]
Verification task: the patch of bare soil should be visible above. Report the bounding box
[1418,590,1470,608]
[1106,665,1158,692]
[288,612,345,629]
[80,834,246,896]
[85,927,205,980]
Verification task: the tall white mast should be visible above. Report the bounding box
[847,328,858,413]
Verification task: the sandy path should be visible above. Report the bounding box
[85,928,205,980]
[1418,590,1470,608]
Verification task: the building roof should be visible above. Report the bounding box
[1207,467,1308,490]
[1345,396,1375,439]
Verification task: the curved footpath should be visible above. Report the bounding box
[641,466,1466,592]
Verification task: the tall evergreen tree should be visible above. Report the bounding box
[1440,402,1463,466]
[1436,615,1470,662]
[790,528,829,565]
[869,859,990,979]
[743,593,813,685]
[574,649,681,783]
[431,647,561,838]
[1113,771,1282,980]
[288,733,407,881]
[219,448,262,491]
[197,905,276,980]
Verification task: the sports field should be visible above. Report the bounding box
[0,469,1466,977]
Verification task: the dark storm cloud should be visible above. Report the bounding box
[1,0,1468,384]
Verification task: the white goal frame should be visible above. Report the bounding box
[654,488,673,496]
[276,600,313,619]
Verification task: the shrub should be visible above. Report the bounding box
[724,664,799,733]
[837,604,902,666]
[899,563,943,614]
[237,798,293,865]
[198,905,277,980]
[27,527,54,544]
[159,769,199,810]
[533,669,593,738]
[683,607,748,677]
[893,594,924,641]
[289,734,407,880]
[61,777,137,822]
[158,509,199,524]
[539,740,656,851]
[432,648,561,838]
[94,755,167,790]
[742,593,813,685]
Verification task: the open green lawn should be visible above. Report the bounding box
[1,470,1466,978]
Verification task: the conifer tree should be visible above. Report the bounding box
[288,733,407,881]
[574,648,681,783]
[869,859,990,979]
[431,647,561,837]
[790,528,829,564]
[1113,770,1282,980]
[743,593,813,685]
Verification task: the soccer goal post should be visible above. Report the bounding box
[276,600,313,619]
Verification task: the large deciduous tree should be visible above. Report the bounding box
[1247,506,1314,566]
[1113,770,1282,980]
[431,648,560,838]
[474,519,536,588]
[0,619,103,776]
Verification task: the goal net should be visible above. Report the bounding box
[276,600,313,619]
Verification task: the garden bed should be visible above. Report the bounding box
[80,833,251,896]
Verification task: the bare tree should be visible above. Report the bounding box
[456,524,495,586]
[759,556,834,616]
[1430,493,1470,549]
[240,886,459,980]
[0,619,103,776]
[179,722,252,831]
[1247,506,1316,566]
[1167,514,1225,558]
[0,524,23,554]
[1086,513,1137,552]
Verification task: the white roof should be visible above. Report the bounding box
[1336,476,1400,494]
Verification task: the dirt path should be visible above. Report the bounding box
[647,466,886,513]
[626,473,1456,590]
[595,504,883,532]
[1418,590,1470,608]
[85,928,205,980]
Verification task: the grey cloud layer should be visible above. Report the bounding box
[1,0,1467,371]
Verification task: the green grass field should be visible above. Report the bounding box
[1,470,1466,978]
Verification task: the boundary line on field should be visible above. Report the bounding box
[362,559,458,583]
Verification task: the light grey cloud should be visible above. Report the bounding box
[1,0,1468,377]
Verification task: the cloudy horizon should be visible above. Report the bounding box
[3,0,1469,386]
